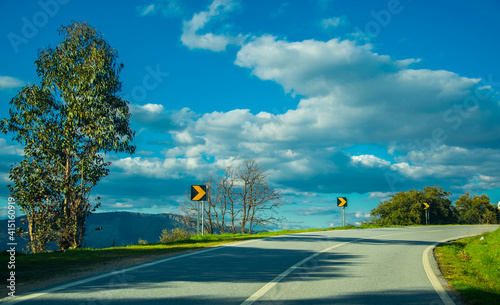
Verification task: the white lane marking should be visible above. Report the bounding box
[1,238,262,304]
[240,241,352,305]
[422,234,474,305]
[240,231,409,305]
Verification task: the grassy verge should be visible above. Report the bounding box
[434,228,500,305]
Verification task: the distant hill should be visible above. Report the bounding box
[0,211,188,252]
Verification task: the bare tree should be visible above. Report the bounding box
[216,166,239,233]
[237,160,283,233]
[179,192,196,229]
[180,175,218,235]
[180,159,284,235]
[203,174,216,234]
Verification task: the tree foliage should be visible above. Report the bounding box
[455,193,498,224]
[369,186,498,226]
[369,186,454,226]
[181,160,284,234]
[1,21,135,252]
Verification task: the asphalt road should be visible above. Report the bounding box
[4,225,498,305]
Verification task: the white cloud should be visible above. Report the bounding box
[112,202,134,208]
[139,4,155,16]
[0,138,23,156]
[351,155,391,168]
[355,211,370,218]
[112,154,215,181]
[292,206,333,216]
[141,103,164,114]
[321,16,348,29]
[234,35,498,149]
[1,173,10,184]
[181,0,245,51]
[0,76,24,89]
[130,104,193,133]
[127,24,500,195]
[136,150,155,156]
[462,174,500,191]
[365,192,393,201]
[137,1,183,17]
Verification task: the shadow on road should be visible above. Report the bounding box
[18,289,468,305]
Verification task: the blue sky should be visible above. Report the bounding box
[1,0,500,229]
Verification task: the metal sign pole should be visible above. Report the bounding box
[202,201,205,236]
[336,197,348,227]
[342,206,345,227]
[197,202,200,235]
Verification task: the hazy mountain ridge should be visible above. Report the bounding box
[0,211,187,252]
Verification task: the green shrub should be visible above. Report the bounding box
[159,228,193,243]
[137,238,148,245]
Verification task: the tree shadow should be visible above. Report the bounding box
[264,234,437,247]
[18,289,470,305]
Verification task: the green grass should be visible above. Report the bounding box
[434,228,500,305]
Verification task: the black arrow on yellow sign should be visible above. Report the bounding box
[191,185,207,201]
[337,197,347,207]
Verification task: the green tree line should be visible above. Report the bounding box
[368,186,499,226]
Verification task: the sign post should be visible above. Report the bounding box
[423,202,430,225]
[337,197,348,227]
[191,185,207,235]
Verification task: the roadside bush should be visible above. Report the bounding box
[137,238,148,245]
[159,228,193,243]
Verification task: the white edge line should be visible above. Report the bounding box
[239,230,465,305]
[1,238,261,304]
[422,234,476,305]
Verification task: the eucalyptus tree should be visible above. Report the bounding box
[1,21,135,251]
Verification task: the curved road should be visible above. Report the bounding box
[4,225,498,305]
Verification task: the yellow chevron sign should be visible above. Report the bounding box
[191,185,207,201]
[423,202,430,210]
[337,197,347,207]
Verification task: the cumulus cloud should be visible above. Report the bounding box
[140,103,165,114]
[0,75,24,89]
[181,0,245,51]
[235,36,499,149]
[351,155,391,168]
[365,192,392,201]
[130,104,197,134]
[462,174,500,192]
[0,138,23,156]
[123,4,500,197]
